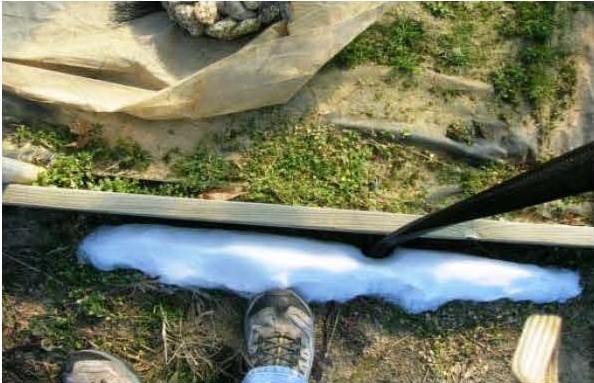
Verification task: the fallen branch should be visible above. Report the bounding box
[327,114,506,164]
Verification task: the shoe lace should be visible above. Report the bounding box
[256,332,302,368]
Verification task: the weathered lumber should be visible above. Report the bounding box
[3,184,593,248]
[2,157,45,184]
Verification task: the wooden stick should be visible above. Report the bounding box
[3,184,593,248]
[328,114,505,163]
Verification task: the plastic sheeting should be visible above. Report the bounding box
[2,2,383,120]
[78,224,582,313]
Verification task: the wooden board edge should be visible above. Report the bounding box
[3,184,593,248]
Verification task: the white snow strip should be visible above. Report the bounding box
[78,224,582,313]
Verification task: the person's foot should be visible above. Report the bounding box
[244,289,315,379]
[63,350,141,383]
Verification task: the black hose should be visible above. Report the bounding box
[364,141,594,258]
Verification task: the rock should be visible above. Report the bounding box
[163,2,205,36]
[258,1,290,24]
[205,17,238,39]
[234,18,261,37]
[216,1,256,21]
[193,1,218,25]
[162,1,290,39]
[206,17,260,40]
[242,2,260,11]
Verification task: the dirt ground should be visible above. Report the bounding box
[2,208,594,383]
[3,2,594,383]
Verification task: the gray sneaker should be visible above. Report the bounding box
[63,350,141,383]
[244,289,315,379]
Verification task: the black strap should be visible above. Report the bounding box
[364,141,594,258]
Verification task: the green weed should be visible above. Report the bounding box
[490,3,576,113]
[500,2,557,43]
[335,15,426,74]
[12,122,74,150]
[241,124,376,207]
[423,2,458,19]
[38,153,96,189]
[439,162,523,197]
[490,63,528,105]
[72,290,109,318]
[171,148,236,195]
[29,313,83,350]
[436,22,477,69]
[102,138,151,171]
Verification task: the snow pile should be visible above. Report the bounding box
[78,224,581,313]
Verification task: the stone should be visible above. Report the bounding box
[193,1,218,25]
[217,1,256,21]
[242,2,261,11]
[163,2,205,36]
[234,18,261,37]
[258,1,290,24]
[205,17,238,40]
[206,17,261,40]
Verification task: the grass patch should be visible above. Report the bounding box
[435,21,478,70]
[239,124,375,207]
[8,118,588,224]
[237,123,433,213]
[490,3,577,113]
[170,148,236,196]
[438,162,524,197]
[334,14,426,74]
[13,122,73,150]
[422,2,459,19]
[456,163,522,196]
[7,121,236,196]
[10,119,437,214]
[7,121,153,192]
[499,2,557,43]
[103,138,151,171]
[2,209,244,382]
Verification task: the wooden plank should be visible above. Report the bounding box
[3,184,593,248]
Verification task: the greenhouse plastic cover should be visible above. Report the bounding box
[2,2,383,120]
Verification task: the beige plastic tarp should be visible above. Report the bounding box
[2,2,383,120]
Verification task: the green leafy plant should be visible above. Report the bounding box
[171,148,236,195]
[500,2,556,43]
[37,153,95,189]
[12,123,74,150]
[335,15,426,74]
[423,2,457,19]
[490,3,576,115]
[105,138,152,171]
[436,22,477,69]
[241,123,376,207]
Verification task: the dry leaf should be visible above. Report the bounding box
[199,183,247,201]
[67,120,93,148]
